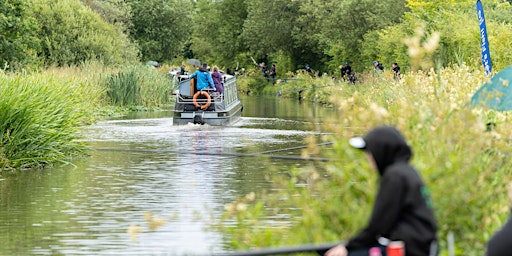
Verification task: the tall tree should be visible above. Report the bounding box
[241,0,299,65]
[189,0,247,67]
[291,0,408,71]
[0,0,39,70]
[331,0,408,70]
[80,0,132,31]
[128,0,193,62]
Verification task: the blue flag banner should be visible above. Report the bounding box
[476,0,492,75]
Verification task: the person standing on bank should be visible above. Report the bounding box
[486,184,512,256]
[269,64,277,84]
[392,63,401,80]
[324,126,438,256]
[341,62,352,82]
[373,61,384,71]
[189,63,216,91]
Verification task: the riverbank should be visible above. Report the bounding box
[0,63,174,171]
[219,64,512,255]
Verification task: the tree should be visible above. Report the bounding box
[80,0,132,31]
[241,0,300,66]
[128,0,193,62]
[0,0,39,70]
[188,0,248,67]
[291,0,408,72]
[30,0,138,66]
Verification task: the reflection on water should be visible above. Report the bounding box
[0,96,336,255]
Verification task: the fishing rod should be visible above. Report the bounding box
[257,142,332,155]
[216,242,340,256]
[88,142,332,162]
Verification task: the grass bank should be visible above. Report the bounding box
[0,69,100,169]
[0,63,174,171]
[216,65,512,256]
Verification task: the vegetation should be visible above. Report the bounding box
[215,64,512,256]
[0,68,102,169]
[1,0,511,74]
[105,65,174,109]
[0,0,39,69]
[1,0,512,254]
[0,63,174,170]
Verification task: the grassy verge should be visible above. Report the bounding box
[215,64,512,256]
[0,68,102,169]
[0,62,175,171]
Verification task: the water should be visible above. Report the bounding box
[0,96,337,255]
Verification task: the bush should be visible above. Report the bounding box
[360,8,512,74]
[28,0,138,67]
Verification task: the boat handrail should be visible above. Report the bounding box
[176,93,224,105]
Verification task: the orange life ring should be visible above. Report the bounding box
[192,91,211,110]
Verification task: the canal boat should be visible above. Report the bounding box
[171,72,243,125]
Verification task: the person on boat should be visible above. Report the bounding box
[211,66,223,94]
[324,126,438,256]
[189,63,216,91]
[486,184,512,256]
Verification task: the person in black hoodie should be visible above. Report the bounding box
[324,126,438,256]
[486,184,512,256]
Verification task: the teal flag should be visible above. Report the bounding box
[470,66,512,111]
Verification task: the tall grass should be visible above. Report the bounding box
[105,65,174,109]
[0,62,177,170]
[0,67,104,169]
[214,64,512,255]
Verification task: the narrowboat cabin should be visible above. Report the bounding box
[171,73,243,125]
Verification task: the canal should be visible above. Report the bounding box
[0,95,338,255]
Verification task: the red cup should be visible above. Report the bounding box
[386,241,405,256]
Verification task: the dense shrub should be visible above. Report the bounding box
[28,0,138,67]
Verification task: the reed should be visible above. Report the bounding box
[0,70,99,169]
[105,65,174,108]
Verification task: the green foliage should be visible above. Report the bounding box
[242,1,299,62]
[189,0,248,67]
[105,66,174,108]
[106,69,138,106]
[28,0,138,67]
[236,70,271,96]
[216,64,512,255]
[0,71,103,169]
[268,51,293,80]
[128,0,192,63]
[80,0,132,29]
[362,3,512,74]
[331,0,408,70]
[0,0,40,70]
[360,24,412,72]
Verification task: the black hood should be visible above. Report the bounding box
[198,66,208,72]
[363,126,412,175]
